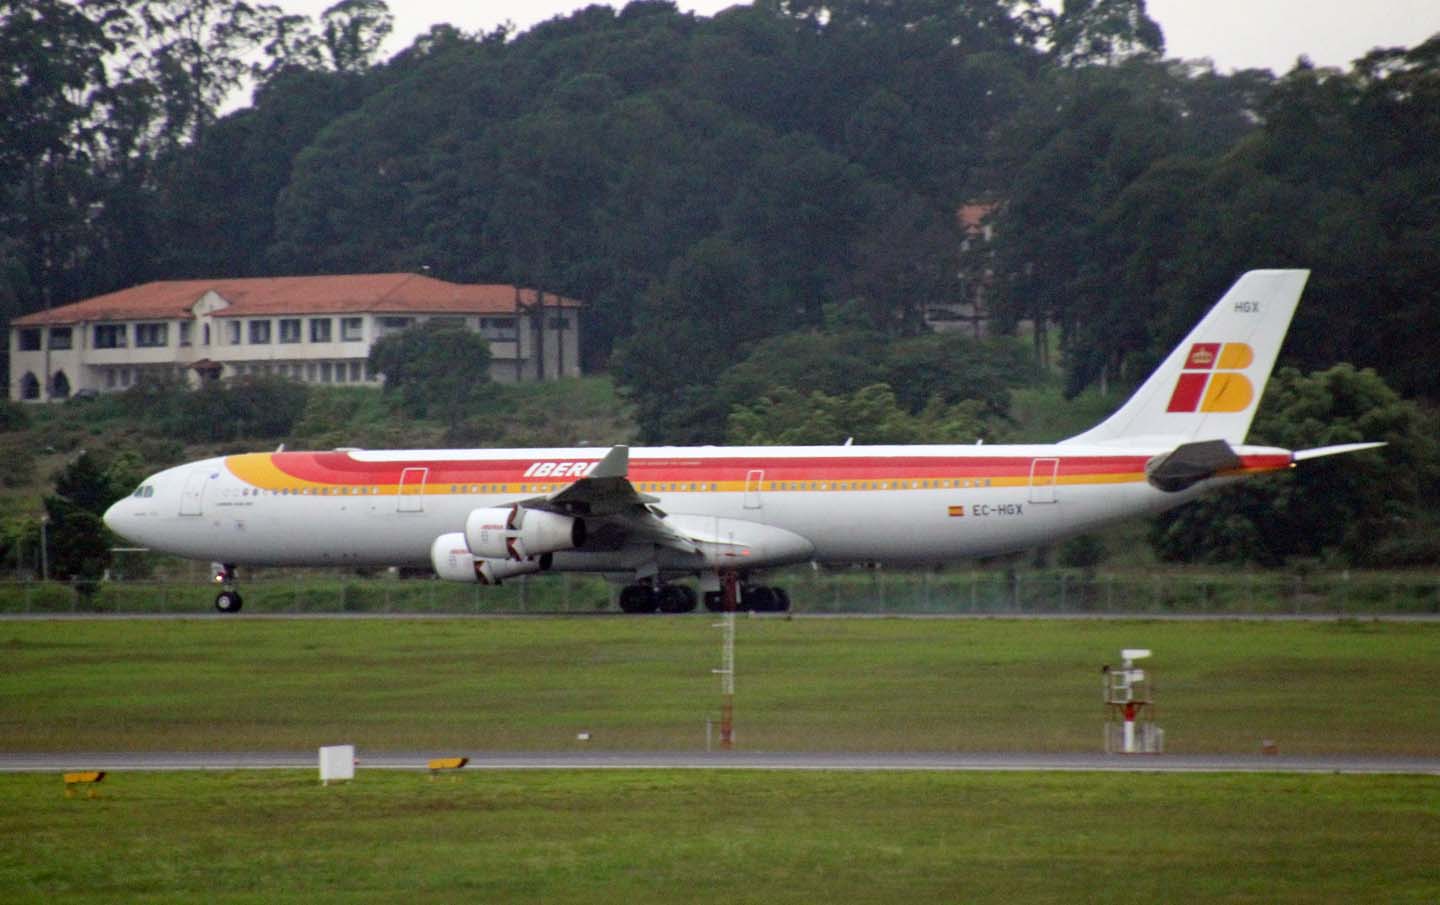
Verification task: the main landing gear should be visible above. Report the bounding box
[704,585,790,613]
[616,582,790,614]
[618,583,698,614]
[212,563,243,614]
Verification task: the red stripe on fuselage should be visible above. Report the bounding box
[264,451,1169,486]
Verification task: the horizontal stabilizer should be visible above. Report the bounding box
[1146,439,1242,492]
[1293,442,1386,462]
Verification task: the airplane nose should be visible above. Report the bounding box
[103,500,123,534]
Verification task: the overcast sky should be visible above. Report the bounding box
[279,0,1440,74]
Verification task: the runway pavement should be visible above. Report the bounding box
[3,750,1437,775]
[4,611,1440,622]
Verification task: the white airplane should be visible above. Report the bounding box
[104,270,1380,614]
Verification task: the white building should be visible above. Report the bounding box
[8,273,582,402]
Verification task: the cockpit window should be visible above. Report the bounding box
[132,485,155,498]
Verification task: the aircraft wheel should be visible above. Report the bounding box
[618,584,658,614]
[703,591,724,612]
[657,585,697,614]
[215,590,244,614]
[744,586,779,612]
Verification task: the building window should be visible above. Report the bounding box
[349,361,364,382]
[50,370,70,398]
[249,320,271,344]
[428,316,465,329]
[94,324,127,348]
[135,323,168,347]
[105,369,117,389]
[50,327,72,350]
[226,321,241,345]
[480,317,517,339]
[320,361,333,383]
[310,318,333,342]
[279,318,302,343]
[19,329,41,351]
[340,317,363,341]
[376,316,413,336]
[20,372,40,399]
[178,322,192,346]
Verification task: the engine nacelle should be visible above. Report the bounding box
[430,533,548,585]
[465,506,585,561]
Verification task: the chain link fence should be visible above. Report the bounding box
[3,570,1438,616]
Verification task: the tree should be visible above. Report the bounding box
[320,0,393,74]
[842,193,958,335]
[727,383,993,445]
[716,329,890,410]
[1049,0,1164,67]
[0,0,130,312]
[130,0,283,147]
[42,451,132,587]
[884,332,1033,417]
[171,376,308,442]
[367,323,493,430]
[613,238,770,443]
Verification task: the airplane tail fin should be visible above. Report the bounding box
[1061,270,1309,448]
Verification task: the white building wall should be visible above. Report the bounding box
[10,303,582,401]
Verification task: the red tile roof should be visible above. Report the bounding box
[11,274,582,327]
[957,201,999,233]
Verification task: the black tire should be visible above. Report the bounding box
[657,585,697,614]
[744,586,778,612]
[618,585,658,614]
[215,590,243,614]
[703,591,724,612]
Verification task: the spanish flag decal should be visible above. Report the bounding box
[948,505,965,517]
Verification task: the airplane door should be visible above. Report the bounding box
[1028,458,1059,504]
[179,467,212,516]
[397,467,428,513]
[743,469,764,510]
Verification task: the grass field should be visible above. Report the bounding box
[1,770,1436,903]
[3,617,1437,755]
[4,617,1438,903]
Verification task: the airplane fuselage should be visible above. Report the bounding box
[107,443,1291,573]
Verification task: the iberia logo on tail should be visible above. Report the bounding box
[1166,342,1254,413]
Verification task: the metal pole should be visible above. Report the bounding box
[39,515,49,582]
[716,571,738,750]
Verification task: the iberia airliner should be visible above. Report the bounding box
[103,270,1380,613]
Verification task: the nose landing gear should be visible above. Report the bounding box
[211,563,243,613]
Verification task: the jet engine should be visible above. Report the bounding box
[464,506,585,561]
[430,533,548,584]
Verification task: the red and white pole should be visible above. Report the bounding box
[718,571,738,750]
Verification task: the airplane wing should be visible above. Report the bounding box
[518,445,700,554]
[520,445,656,516]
